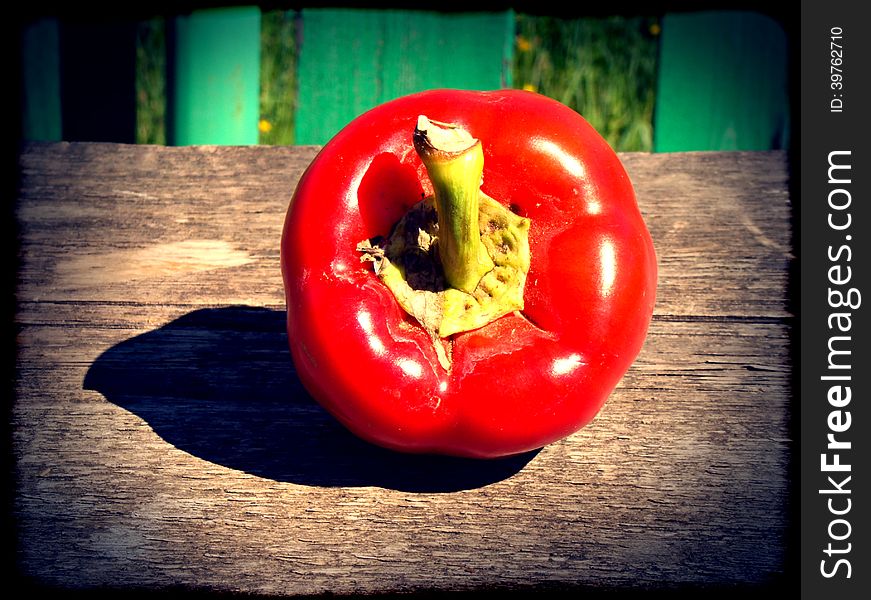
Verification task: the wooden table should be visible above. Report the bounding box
[14,144,794,594]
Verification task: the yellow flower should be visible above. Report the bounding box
[522,83,537,93]
[516,35,532,52]
[649,22,661,36]
[258,119,273,134]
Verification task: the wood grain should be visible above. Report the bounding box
[14,143,794,594]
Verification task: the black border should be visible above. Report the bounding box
[800,2,869,598]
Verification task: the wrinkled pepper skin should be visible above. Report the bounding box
[281,89,657,458]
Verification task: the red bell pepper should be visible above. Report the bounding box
[281,89,657,459]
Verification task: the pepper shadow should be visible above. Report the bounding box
[83,306,537,492]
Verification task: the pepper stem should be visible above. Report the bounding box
[413,116,494,294]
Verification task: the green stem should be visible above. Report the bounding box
[413,116,494,294]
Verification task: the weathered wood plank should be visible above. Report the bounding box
[621,151,793,318]
[14,317,790,592]
[16,145,791,318]
[14,144,793,594]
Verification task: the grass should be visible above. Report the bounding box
[513,14,659,152]
[258,10,297,145]
[135,18,167,145]
[136,11,659,152]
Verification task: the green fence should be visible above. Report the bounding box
[20,7,790,152]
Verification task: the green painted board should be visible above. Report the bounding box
[295,8,514,145]
[171,7,261,145]
[21,18,62,142]
[653,11,789,152]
